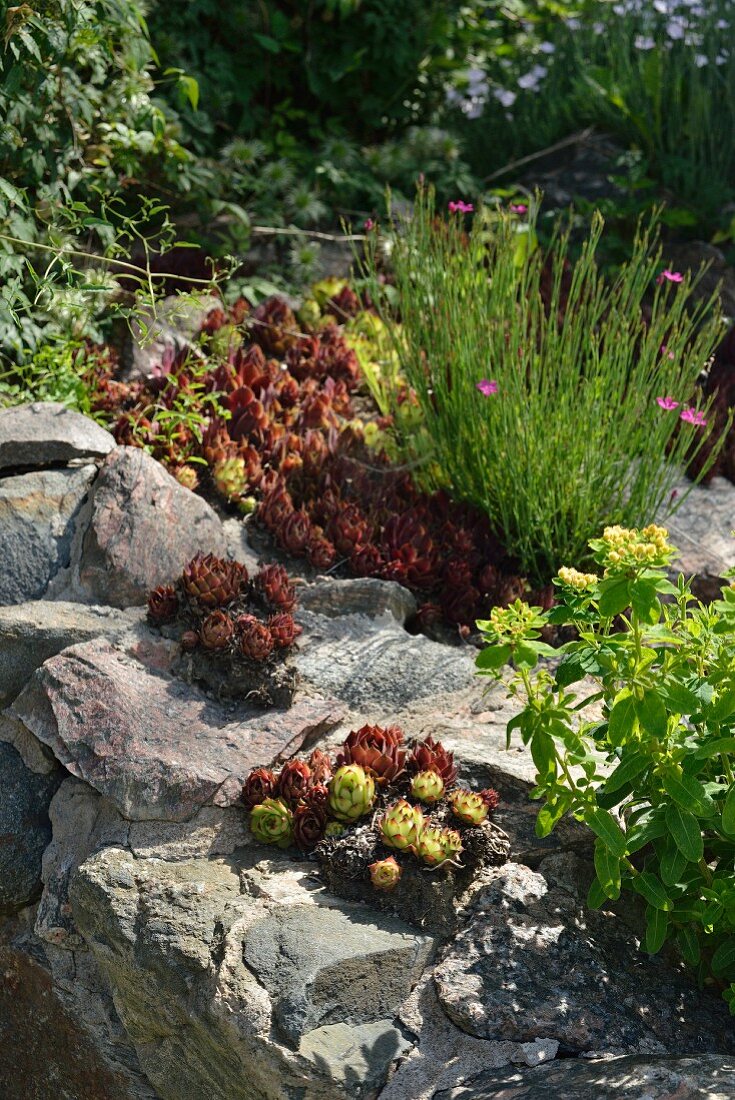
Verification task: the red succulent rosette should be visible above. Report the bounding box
[336,724,406,786]
[478,787,500,813]
[237,614,275,661]
[268,613,301,649]
[255,565,297,613]
[293,801,327,850]
[242,767,277,810]
[148,584,179,623]
[408,736,458,787]
[307,750,333,787]
[200,609,235,650]
[277,760,312,805]
[182,553,248,609]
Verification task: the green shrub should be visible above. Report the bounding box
[362,188,726,583]
[476,524,735,1010]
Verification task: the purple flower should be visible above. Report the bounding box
[656,396,679,411]
[680,407,707,427]
[448,200,474,214]
[476,379,499,396]
[363,218,375,231]
[656,269,684,285]
[510,203,528,214]
[659,345,675,360]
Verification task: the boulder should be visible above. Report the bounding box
[0,465,96,605]
[433,1054,735,1099]
[0,741,61,913]
[7,638,345,821]
[667,476,735,598]
[124,294,220,380]
[434,857,735,1056]
[0,401,115,471]
[69,446,226,606]
[297,577,417,625]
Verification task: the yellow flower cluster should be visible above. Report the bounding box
[600,524,672,570]
[557,566,598,590]
[487,600,538,638]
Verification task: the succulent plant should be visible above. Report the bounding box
[336,724,406,787]
[181,630,200,651]
[441,828,463,858]
[307,749,333,787]
[148,584,179,623]
[212,456,249,500]
[249,797,294,848]
[478,787,500,813]
[377,799,424,854]
[255,564,296,613]
[410,770,445,805]
[277,760,312,806]
[268,613,301,649]
[328,764,376,822]
[415,824,452,867]
[408,736,458,787]
[237,615,275,661]
[182,553,248,609]
[368,856,402,891]
[242,767,277,810]
[293,801,327,850]
[281,509,313,554]
[307,535,337,571]
[199,609,235,650]
[448,788,488,826]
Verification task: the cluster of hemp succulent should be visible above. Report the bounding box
[242,723,499,891]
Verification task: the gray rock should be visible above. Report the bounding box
[298,577,417,625]
[124,293,219,380]
[667,476,735,598]
[69,446,226,607]
[0,465,96,605]
[242,902,434,1046]
[434,859,735,1056]
[0,401,115,471]
[433,1054,735,1099]
[7,638,345,820]
[294,610,475,709]
[300,1020,411,1095]
[0,742,61,913]
[0,599,141,705]
[222,516,262,576]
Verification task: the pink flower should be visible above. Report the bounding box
[448,200,474,214]
[476,379,498,396]
[680,407,707,427]
[510,203,528,214]
[656,269,684,285]
[659,345,675,359]
[363,218,375,231]
[656,396,679,411]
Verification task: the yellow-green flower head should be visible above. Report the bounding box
[482,599,545,642]
[591,524,674,572]
[556,566,598,591]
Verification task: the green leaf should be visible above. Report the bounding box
[634,691,668,738]
[555,649,600,687]
[585,806,627,857]
[665,804,704,863]
[608,689,637,747]
[514,640,539,668]
[603,751,649,796]
[677,925,701,966]
[644,905,669,954]
[711,940,735,980]
[632,871,672,911]
[597,577,631,618]
[530,731,557,781]
[630,578,661,624]
[587,877,608,910]
[594,840,621,899]
[253,32,282,53]
[475,644,512,671]
[535,793,571,837]
[722,783,735,836]
[710,689,735,722]
[660,681,701,714]
[659,840,687,886]
[693,738,735,761]
[662,771,715,818]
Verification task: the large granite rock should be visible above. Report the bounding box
[667,476,735,598]
[67,446,226,607]
[0,465,96,605]
[434,856,735,1057]
[433,1054,735,1099]
[7,638,344,820]
[297,577,417,624]
[0,742,61,913]
[0,401,115,471]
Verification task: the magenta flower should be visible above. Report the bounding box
[476,379,499,396]
[659,344,675,360]
[510,203,528,214]
[363,218,375,231]
[656,269,684,286]
[448,200,474,214]
[680,407,707,427]
[656,396,679,411]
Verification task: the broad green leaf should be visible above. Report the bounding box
[530,731,557,781]
[660,681,701,714]
[722,783,735,836]
[677,925,701,966]
[711,940,735,980]
[514,640,539,668]
[603,751,649,795]
[597,577,631,618]
[665,804,704,863]
[659,840,687,886]
[608,689,637,747]
[644,906,669,954]
[475,644,512,671]
[693,738,735,761]
[555,649,600,688]
[632,871,672,911]
[594,840,621,899]
[634,691,667,738]
[630,578,661,624]
[710,689,735,723]
[535,794,571,837]
[662,771,715,818]
[587,877,608,910]
[585,806,627,857]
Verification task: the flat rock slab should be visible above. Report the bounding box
[0,401,115,471]
[434,1054,735,1099]
[0,741,61,912]
[668,476,735,597]
[434,858,735,1057]
[7,639,344,821]
[71,446,226,607]
[0,465,97,606]
[297,577,417,624]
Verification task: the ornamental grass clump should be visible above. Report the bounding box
[477,524,735,1012]
[241,723,502,898]
[363,187,729,584]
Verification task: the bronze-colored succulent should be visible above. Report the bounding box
[277,760,312,805]
[268,613,301,649]
[242,767,277,810]
[181,629,200,651]
[336,724,406,787]
[147,584,179,623]
[255,564,296,613]
[408,736,458,787]
[237,614,275,661]
[478,787,500,813]
[182,552,248,609]
[293,801,327,850]
[305,782,330,811]
[307,534,337,571]
[281,510,313,555]
[200,609,235,650]
[307,749,333,787]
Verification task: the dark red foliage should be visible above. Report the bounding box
[336,724,406,786]
[237,614,275,661]
[200,609,235,650]
[242,767,277,810]
[409,736,458,787]
[478,787,500,813]
[148,584,179,623]
[307,751,333,787]
[277,760,312,805]
[269,613,301,648]
[293,800,327,850]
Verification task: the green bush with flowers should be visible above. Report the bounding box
[477,523,735,1010]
